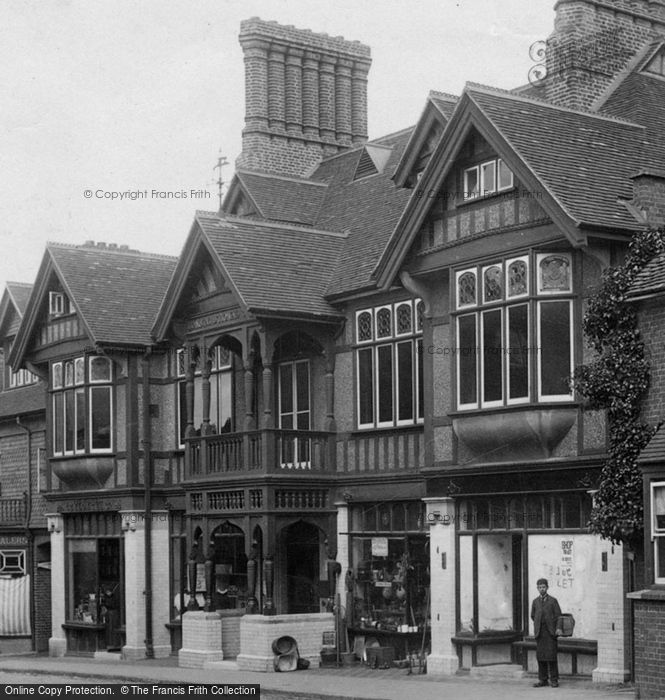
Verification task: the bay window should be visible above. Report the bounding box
[51,356,112,455]
[355,300,424,429]
[454,252,574,409]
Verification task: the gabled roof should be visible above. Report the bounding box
[0,282,32,338]
[374,84,646,288]
[5,282,32,316]
[153,212,346,337]
[307,129,413,298]
[628,248,665,299]
[392,91,458,188]
[638,424,665,463]
[232,170,328,225]
[467,86,645,231]
[10,243,177,367]
[198,212,345,319]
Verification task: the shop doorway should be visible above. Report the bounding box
[284,521,320,613]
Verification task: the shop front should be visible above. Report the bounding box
[345,501,430,660]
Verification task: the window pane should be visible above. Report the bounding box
[377,308,392,338]
[540,301,572,397]
[65,390,75,452]
[539,255,571,292]
[178,380,187,444]
[75,358,85,385]
[377,345,394,423]
[217,372,233,432]
[417,339,424,420]
[91,386,111,450]
[507,259,528,297]
[357,311,372,342]
[90,356,111,382]
[654,485,665,530]
[52,363,63,389]
[484,265,503,302]
[279,364,293,417]
[498,159,513,190]
[397,341,413,421]
[76,388,86,452]
[458,271,477,307]
[54,394,64,454]
[358,348,374,425]
[65,361,74,387]
[657,538,665,580]
[481,161,496,194]
[296,362,309,412]
[482,309,503,403]
[464,167,479,199]
[508,304,529,400]
[396,303,412,334]
[458,315,477,405]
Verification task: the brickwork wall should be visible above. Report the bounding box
[237,18,370,176]
[633,598,665,697]
[546,0,665,109]
[637,297,665,428]
[632,176,665,226]
[33,543,51,652]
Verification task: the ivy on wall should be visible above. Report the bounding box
[574,229,665,547]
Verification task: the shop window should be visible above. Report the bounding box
[210,522,248,611]
[67,537,123,648]
[652,483,665,583]
[349,503,428,631]
[51,355,112,456]
[355,300,424,429]
[454,253,573,409]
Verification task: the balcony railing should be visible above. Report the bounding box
[0,496,27,526]
[185,429,335,481]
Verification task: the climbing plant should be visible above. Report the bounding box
[574,228,665,547]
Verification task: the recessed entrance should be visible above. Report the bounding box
[284,521,320,613]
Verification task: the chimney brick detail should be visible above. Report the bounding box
[545,0,665,109]
[631,172,665,226]
[237,18,371,176]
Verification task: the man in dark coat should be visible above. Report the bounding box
[530,578,562,687]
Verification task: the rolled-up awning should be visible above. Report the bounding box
[0,575,31,636]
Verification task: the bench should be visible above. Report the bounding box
[513,637,597,676]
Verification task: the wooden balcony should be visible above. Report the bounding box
[184,429,335,481]
[0,496,27,527]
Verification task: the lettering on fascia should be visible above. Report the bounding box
[186,309,241,332]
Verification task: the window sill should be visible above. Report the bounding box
[351,424,424,437]
[456,187,517,208]
[449,401,578,418]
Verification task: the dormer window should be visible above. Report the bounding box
[49,292,69,317]
[463,158,513,201]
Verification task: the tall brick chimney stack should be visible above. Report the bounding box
[545,0,665,110]
[237,18,372,177]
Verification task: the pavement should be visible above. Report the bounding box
[0,653,640,700]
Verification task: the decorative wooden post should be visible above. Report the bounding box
[187,546,200,611]
[262,554,275,615]
[204,547,214,612]
[246,548,258,614]
[201,347,213,436]
[185,346,197,439]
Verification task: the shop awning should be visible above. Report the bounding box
[0,575,31,636]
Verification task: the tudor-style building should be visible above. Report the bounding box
[0,283,48,653]
[8,0,665,683]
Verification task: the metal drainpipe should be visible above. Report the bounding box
[16,416,34,651]
[142,350,154,659]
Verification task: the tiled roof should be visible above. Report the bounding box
[0,384,44,418]
[308,130,413,297]
[196,212,345,319]
[628,249,665,297]
[428,91,458,119]
[236,171,328,225]
[600,71,665,172]
[6,282,32,316]
[639,425,665,462]
[48,243,178,346]
[467,85,646,231]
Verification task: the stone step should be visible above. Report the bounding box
[469,664,526,680]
